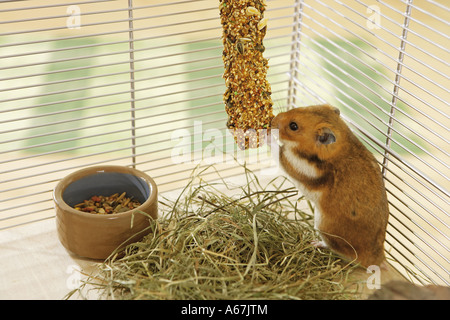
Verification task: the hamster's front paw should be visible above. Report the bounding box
[311,239,328,249]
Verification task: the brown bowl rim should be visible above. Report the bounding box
[53,165,158,220]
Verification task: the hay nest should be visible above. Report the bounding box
[74,165,361,300]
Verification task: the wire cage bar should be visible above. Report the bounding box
[0,0,448,287]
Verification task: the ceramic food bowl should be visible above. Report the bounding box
[53,165,158,260]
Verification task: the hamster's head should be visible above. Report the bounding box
[271,104,346,161]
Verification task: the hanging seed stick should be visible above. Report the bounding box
[220,0,274,150]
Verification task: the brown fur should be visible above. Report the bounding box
[272,104,389,267]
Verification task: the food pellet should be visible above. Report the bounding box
[73,192,142,214]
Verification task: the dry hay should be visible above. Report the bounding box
[71,165,362,300]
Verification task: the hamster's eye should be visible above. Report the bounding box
[289,122,298,131]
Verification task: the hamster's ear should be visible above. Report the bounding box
[316,127,336,145]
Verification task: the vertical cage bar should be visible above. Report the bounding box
[287,0,304,110]
[128,0,137,168]
[382,0,414,176]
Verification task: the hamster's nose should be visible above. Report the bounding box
[271,114,280,129]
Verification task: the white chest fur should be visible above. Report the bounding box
[280,140,323,229]
[282,141,319,179]
[281,140,322,203]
